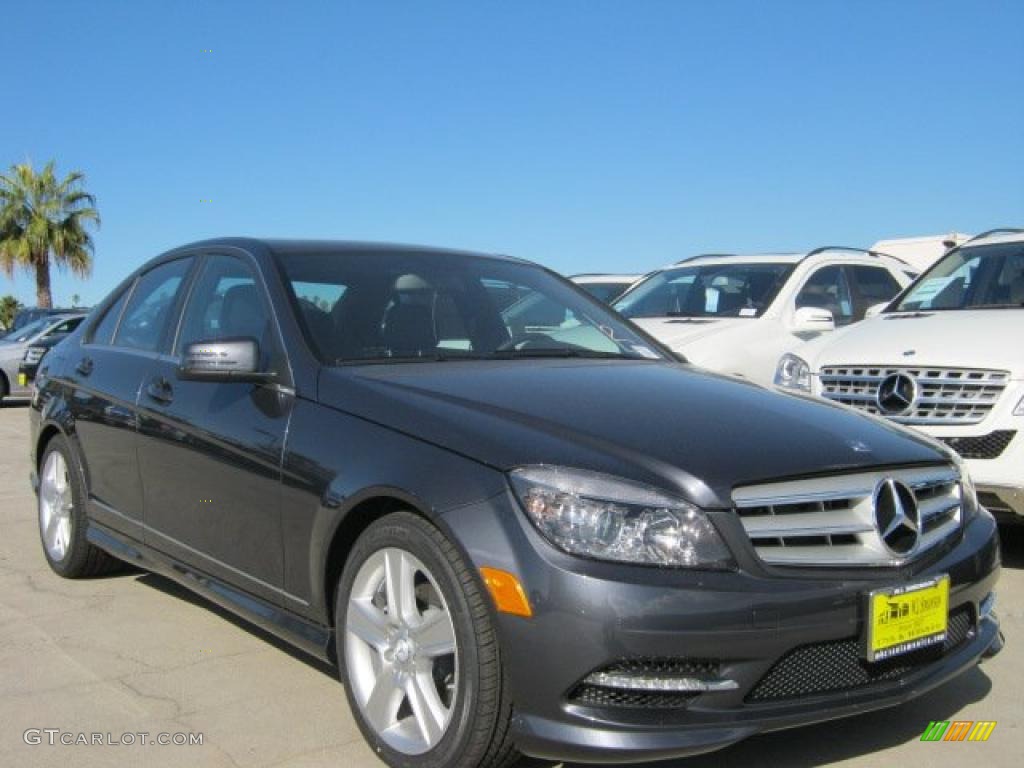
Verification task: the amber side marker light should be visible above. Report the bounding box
[479,567,533,617]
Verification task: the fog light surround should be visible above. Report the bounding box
[583,670,738,693]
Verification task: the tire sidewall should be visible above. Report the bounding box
[336,513,486,768]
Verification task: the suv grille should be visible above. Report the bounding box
[733,467,961,566]
[940,430,1016,460]
[747,605,973,702]
[819,366,1009,425]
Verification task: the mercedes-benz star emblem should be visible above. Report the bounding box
[873,478,920,555]
[876,372,917,415]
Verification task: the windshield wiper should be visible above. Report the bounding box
[489,348,644,361]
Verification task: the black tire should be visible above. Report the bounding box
[0,371,8,404]
[37,434,121,578]
[336,511,518,768]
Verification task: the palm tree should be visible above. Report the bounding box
[0,294,22,330]
[0,161,100,308]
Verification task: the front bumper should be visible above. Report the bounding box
[443,494,1002,763]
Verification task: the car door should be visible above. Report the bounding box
[69,257,196,540]
[135,251,293,606]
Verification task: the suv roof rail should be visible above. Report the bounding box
[673,253,739,265]
[957,227,1024,246]
[801,245,915,269]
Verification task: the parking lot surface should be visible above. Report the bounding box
[1,404,1021,767]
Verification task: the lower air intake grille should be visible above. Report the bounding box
[571,685,698,709]
[568,658,719,710]
[940,431,1016,460]
[746,605,973,702]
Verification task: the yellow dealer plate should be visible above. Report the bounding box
[866,575,949,662]
[17,373,27,387]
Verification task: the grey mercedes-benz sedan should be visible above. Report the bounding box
[30,238,1001,768]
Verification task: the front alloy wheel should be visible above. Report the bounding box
[337,512,517,768]
[346,547,459,753]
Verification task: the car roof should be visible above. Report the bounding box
[962,228,1024,248]
[164,237,532,265]
[657,247,911,271]
[569,273,641,282]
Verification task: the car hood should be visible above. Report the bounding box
[629,317,754,349]
[318,360,948,508]
[800,310,1024,376]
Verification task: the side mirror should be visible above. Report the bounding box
[792,306,835,334]
[865,302,888,319]
[178,337,275,383]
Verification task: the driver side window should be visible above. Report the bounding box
[176,254,282,373]
[796,266,853,325]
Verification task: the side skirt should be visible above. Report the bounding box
[86,521,337,665]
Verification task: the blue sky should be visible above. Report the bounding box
[2,0,1022,306]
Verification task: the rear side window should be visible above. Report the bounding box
[852,266,902,306]
[90,291,129,345]
[114,258,194,352]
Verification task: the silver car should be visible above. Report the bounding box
[0,313,86,402]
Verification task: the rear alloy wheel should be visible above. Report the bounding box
[37,435,120,578]
[337,512,517,768]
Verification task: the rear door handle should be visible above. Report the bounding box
[76,357,93,376]
[145,378,174,405]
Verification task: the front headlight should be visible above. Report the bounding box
[23,346,46,364]
[508,466,734,569]
[774,353,811,391]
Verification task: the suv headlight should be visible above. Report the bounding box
[774,353,812,391]
[508,466,734,569]
[23,346,46,364]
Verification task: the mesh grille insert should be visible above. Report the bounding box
[746,605,973,702]
[568,658,719,710]
[940,431,1016,460]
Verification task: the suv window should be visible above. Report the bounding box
[176,254,282,370]
[114,258,194,352]
[90,290,129,346]
[795,266,854,325]
[851,266,901,312]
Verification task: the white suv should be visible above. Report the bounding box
[613,248,914,384]
[776,228,1024,520]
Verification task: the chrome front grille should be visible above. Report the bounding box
[819,366,1009,425]
[733,467,962,566]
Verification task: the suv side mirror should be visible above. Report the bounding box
[865,302,888,319]
[792,306,836,334]
[178,337,275,383]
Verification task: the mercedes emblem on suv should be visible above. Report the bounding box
[876,372,918,415]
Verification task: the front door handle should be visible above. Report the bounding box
[76,357,93,376]
[145,377,174,405]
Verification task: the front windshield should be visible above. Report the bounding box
[1,317,52,343]
[275,250,667,363]
[614,262,794,319]
[576,281,631,304]
[894,241,1024,312]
